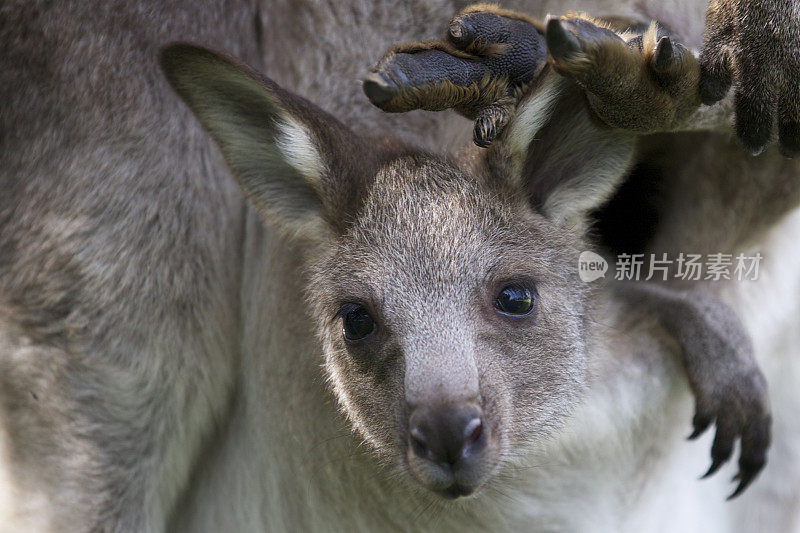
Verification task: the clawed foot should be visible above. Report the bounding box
[688,365,771,499]
[546,16,701,132]
[615,283,771,499]
[364,8,701,147]
[363,5,548,146]
[699,0,800,157]
[661,292,772,499]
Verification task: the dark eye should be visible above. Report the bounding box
[340,305,376,342]
[494,284,535,316]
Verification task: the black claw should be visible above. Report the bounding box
[703,429,735,480]
[652,36,674,72]
[687,426,705,440]
[688,412,712,440]
[727,474,754,500]
[701,458,725,479]
[473,119,496,147]
[735,91,774,156]
[362,72,398,107]
[545,18,581,59]
[727,454,767,499]
[736,119,770,156]
[448,19,472,48]
[731,455,767,498]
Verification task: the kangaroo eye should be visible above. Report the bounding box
[340,305,376,342]
[494,284,535,316]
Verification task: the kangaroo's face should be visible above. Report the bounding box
[308,155,589,497]
[162,46,614,499]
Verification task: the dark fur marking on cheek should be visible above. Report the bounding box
[336,329,402,378]
[366,346,403,383]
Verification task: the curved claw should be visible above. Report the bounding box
[688,411,713,440]
[727,471,756,500]
[545,18,581,60]
[363,72,399,108]
[728,453,767,499]
[726,415,771,499]
[473,117,496,147]
[701,457,726,479]
[701,416,736,480]
[687,425,707,440]
[727,481,749,500]
[652,36,675,72]
[735,91,772,156]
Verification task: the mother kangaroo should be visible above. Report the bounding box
[0,1,799,532]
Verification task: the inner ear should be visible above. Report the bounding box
[489,74,636,227]
[522,85,636,223]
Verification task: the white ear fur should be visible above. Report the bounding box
[275,117,328,182]
[504,77,567,164]
[161,44,332,241]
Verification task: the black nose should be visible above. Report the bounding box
[409,404,485,466]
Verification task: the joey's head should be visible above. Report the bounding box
[161,45,633,499]
[308,154,591,498]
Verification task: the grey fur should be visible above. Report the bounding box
[1,1,799,532]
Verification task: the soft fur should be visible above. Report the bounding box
[1,1,799,532]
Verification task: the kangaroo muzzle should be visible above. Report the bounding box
[406,402,494,498]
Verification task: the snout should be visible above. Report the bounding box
[406,403,494,498]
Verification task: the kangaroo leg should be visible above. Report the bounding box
[699,0,800,157]
[542,14,772,497]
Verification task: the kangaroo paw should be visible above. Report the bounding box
[689,361,770,499]
[364,6,548,147]
[546,16,701,132]
[617,283,771,498]
[672,292,771,498]
[699,0,800,157]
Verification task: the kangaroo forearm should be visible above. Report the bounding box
[613,279,770,496]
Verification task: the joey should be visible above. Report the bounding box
[162,41,625,500]
[363,5,770,497]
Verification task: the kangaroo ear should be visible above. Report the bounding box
[160,44,373,240]
[491,73,636,228]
